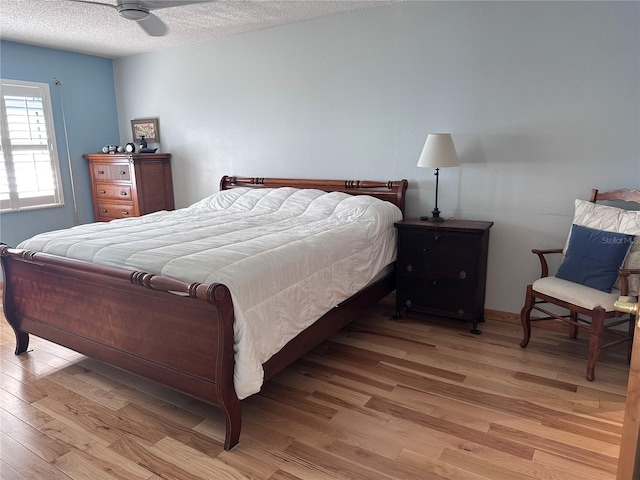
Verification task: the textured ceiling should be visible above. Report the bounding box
[0,0,393,58]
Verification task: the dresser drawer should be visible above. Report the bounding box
[93,163,131,182]
[96,202,135,220]
[397,231,480,275]
[95,183,132,201]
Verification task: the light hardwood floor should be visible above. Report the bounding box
[1,298,630,480]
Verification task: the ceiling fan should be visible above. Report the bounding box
[70,0,215,37]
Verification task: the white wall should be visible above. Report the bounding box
[113,1,639,314]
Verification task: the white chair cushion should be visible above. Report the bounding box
[567,199,640,293]
[532,276,620,311]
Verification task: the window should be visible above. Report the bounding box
[0,79,64,212]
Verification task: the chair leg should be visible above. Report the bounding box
[628,314,636,363]
[569,311,578,339]
[520,285,534,348]
[586,308,606,381]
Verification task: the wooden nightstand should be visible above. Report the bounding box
[84,153,174,222]
[394,219,493,334]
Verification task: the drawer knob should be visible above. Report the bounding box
[120,171,127,175]
[100,209,108,213]
[432,280,437,285]
[122,211,129,216]
[406,264,413,273]
[120,191,127,196]
[98,170,105,175]
[404,299,412,308]
[457,309,465,316]
[100,190,106,194]
[459,270,467,279]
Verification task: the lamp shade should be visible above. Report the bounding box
[417,133,459,168]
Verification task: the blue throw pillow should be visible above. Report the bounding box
[556,224,635,292]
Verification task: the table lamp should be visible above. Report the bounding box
[417,133,459,222]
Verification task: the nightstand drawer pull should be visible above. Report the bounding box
[458,309,465,316]
[406,264,413,273]
[98,170,105,175]
[405,299,412,308]
[120,191,128,196]
[459,271,466,279]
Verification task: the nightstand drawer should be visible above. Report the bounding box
[397,231,480,275]
[95,183,132,201]
[96,202,135,220]
[93,163,131,181]
[396,276,476,319]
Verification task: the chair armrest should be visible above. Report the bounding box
[531,248,564,278]
[619,268,640,296]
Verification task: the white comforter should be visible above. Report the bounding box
[19,187,402,398]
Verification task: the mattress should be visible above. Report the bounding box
[19,187,403,398]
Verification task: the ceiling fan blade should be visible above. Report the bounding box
[142,0,215,11]
[69,0,117,10]
[137,12,168,36]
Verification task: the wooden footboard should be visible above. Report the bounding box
[0,245,242,450]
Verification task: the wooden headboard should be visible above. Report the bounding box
[219,176,409,215]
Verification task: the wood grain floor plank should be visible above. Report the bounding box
[46,369,129,411]
[1,431,73,480]
[493,415,620,457]
[489,423,618,474]
[395,448,490,480]
[0,459,30,480]
[325,409,408,459]
[284,440,391,480]
[267,470,305,480]
[109,434,202,480]
[53,448,150,480]
[148,436,253,480]
[326,439,435,480]
[32,378,165,446]
[3,417,72,464]
[117,403,224,455]
[1,390,53,431]
[532,449,619,480]
[439,447,537,480]
[366,395,536,460]
[40,418,155,480]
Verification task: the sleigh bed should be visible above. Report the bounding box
[1,176,408,450]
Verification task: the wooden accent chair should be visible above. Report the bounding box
[520,188,640,381]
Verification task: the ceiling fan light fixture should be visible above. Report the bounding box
[117,3,150,21]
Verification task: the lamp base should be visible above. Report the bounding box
[420,208,445,223]
[420,215,446,223]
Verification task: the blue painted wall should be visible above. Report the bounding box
[0,41,119,248]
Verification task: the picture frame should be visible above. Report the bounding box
[131,118,159,143]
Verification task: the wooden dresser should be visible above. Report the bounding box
[84,153,174,222]
[394,219,493,334]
